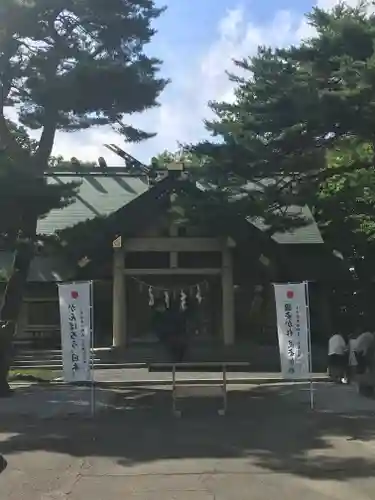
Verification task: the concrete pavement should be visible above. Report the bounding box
[0,385,116,418]
[2,383,375,498]
[55,367,328,385]
[3,380,375,418]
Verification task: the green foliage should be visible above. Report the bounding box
[0,0,168,253]
[188,42,328,233]
[0,0,168,141]
[318,140,375,243]
[292,2,375,273]
[189,1,375,257]
[0,0,168,304]
[0,0,171,391]
[150,149,206,170]
[0,122,79,247]
[6,120,37,154]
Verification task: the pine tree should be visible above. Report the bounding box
[192,2,375,244]
[190,43,325,234]
[0,0,168,395]
[0,121,79,395]
[0,122,78,248]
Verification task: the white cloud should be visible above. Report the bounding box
[49,0,372,166]
[317,0,370,8]
[297,0,375,40]
[53,127,136,166]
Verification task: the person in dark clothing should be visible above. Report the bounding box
[152,298,188,362]
[164,302,188,362]
[152,299,167,343]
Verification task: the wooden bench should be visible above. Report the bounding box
[149,362,249,417]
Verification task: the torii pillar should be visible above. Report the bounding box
[112,236,127,348]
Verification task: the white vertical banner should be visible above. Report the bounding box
[274,282,311,380]
[58,281,92,383]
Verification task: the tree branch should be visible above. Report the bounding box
[0,84,29,164]
[33,111,58,166]
[33,16,61,167]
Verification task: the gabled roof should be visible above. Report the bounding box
[14,167,345,283]
[203,179,323,245]
[250,205,323,245]
[61,172,281,282]
[70,171,347,282]
[38,167,323,245]
[60,173,185,269]
[37,169,148,235]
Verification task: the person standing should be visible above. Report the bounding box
[354,329,375,375]
[348,333,359,383]
[152,296,189,363]
[328,332,348,383]
[152,299,167,343]
[166,302,189,362]
[353,327,375,396]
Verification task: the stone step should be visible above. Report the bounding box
[14,354,63,361]
[12,359,100,367]
[13,347,114,362]
[11,362,144,370]
[13,359,63,365]
[14,347,112,355]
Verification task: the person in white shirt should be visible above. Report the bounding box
[354,330,375,375]
[350,325,375,396]
[328,333,348,382]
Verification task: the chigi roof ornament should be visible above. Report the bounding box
[104,144,150,175]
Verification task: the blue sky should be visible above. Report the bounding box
[51,0,362,165]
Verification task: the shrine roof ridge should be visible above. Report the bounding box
[44,166,148,177]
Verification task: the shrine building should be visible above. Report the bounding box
[0,161,345,361]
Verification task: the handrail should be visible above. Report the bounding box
[170,362,229,417]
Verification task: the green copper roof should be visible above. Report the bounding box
[37,172,149,235]
[36,169,323,245]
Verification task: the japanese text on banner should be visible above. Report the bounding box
[59,282,92,383]
[274,283,310,380]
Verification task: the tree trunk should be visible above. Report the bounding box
[0,84,57,395]
[0,213,37,397]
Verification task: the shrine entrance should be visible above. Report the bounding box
[126,274,222,343]
[112,236,236,348]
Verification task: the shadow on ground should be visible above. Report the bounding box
[1,384,375,481]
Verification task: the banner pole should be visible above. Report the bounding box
[304,281,314,410]
[89,280,95,418]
